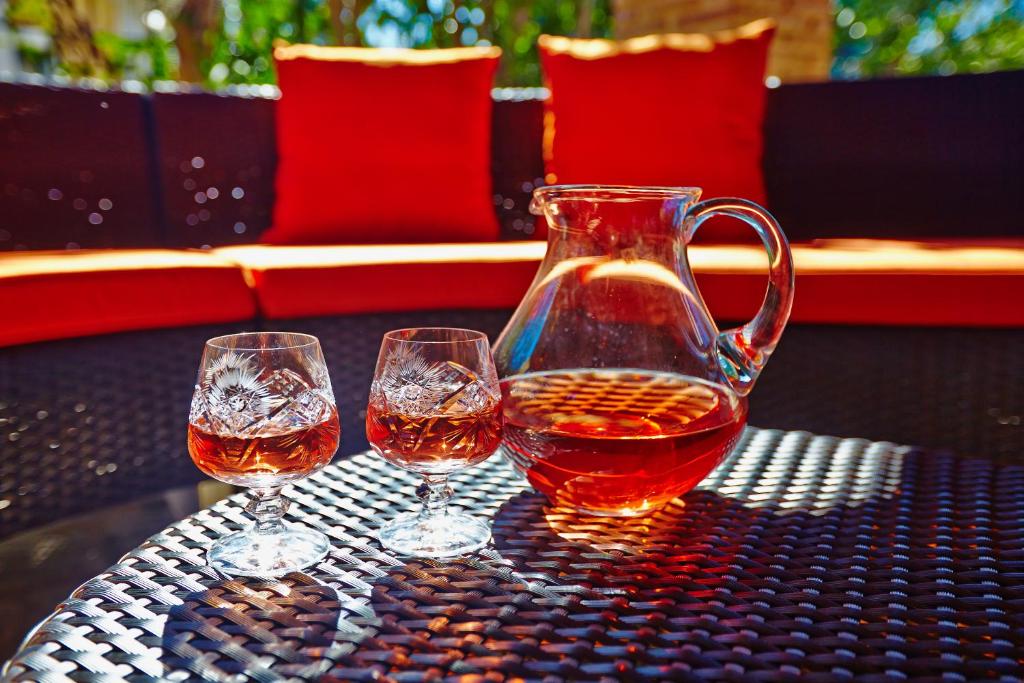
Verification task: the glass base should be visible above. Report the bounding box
[208,525,330,577]
[379,511,490,558]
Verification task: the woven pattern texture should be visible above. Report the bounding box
[0,324,245,538]
[5,428,1022,681]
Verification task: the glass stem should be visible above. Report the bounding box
[246,486,289,536]
[417,474,452,523]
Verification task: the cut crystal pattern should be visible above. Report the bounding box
[198,353,273,434]
[373,346,498,417]
[255,368,333,437]
[192,352,337,438]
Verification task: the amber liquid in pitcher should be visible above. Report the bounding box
[188,408,340,486]
[501,369,746,515]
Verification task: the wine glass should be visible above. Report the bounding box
[366,328,503,557]
[187,332,340,577]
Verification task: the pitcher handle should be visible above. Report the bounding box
[686,197,795,396]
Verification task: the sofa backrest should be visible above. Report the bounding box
[1,70,1021,251]
[764,70,1024,239]
[149,89,278,248]
[0,82,161,250]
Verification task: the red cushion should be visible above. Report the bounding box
[692,239,1024,327]
[215,243,545,319]
[539,21,774,241]
[218,239,1024,328]
[264,45,501,245]
[0,250,256,347]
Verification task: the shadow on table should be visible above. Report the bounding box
[489,487,775,593]
[332,490,781,680]
[290,490,797,681]
[157,447,1022,681]
[319,448,1021,681]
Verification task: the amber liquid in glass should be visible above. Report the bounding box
[501,369,746,515]
[188,408,341,486]
[366,398,503,474]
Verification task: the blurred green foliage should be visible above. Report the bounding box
[490,0,612,85]
[205,0,333,85]
[4,0,1023,87]
[833,0,1024,78]
[4,0,611,87]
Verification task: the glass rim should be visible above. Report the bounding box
[205,331,321,352]
[533,184,703,201]
[382,327,489,345]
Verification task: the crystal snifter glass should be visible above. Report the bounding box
[367,328,503,558]
[188,332,340,577]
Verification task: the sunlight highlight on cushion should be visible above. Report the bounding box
[0,249,255,347]
[216,240,1024,327]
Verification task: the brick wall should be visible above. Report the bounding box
[613,0,834,82]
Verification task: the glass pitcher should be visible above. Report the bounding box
[493,185,794,516]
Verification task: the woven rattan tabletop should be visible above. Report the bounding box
[4,428,1022,682]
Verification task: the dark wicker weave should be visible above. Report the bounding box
[0,323,243,538]
[149,89,278,248]
[0,82,161,251]
[5,428,1022,681]
[750,325,1024,463]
